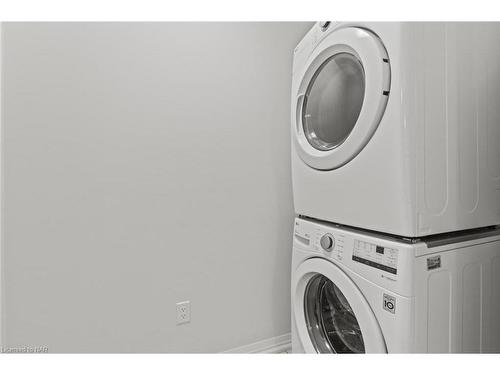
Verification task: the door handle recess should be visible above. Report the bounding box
[296,94,305,134]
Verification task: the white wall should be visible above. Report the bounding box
[0,22,311,352]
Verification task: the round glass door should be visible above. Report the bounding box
[292,27,390,171]
[304,274,365,353]
[302,53,365,151]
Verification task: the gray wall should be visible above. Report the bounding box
[0,22,311,352]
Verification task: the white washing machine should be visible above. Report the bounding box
[291,217,500,353]
[291,22,500,237]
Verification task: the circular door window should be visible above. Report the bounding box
[304,274,365,353]
[302,53,365,151]
[292,258,386,353]
[292,27,390,171]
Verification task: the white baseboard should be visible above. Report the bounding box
[223,333,291,354]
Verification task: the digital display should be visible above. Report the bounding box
[352,240,398,275]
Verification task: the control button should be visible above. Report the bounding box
[320,234,335,251]
[319,21,331,31]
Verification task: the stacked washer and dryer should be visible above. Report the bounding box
[290,22,500,353]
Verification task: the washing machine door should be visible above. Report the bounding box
[293,27,390,170]
[293,258,386,353]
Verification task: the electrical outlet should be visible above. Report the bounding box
[176,301,191,325]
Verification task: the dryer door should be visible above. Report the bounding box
[293,27,390,170]
[292,258,386,353]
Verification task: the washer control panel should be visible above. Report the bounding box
[352,239,398,275]
[294,218,413,295]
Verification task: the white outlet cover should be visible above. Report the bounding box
[176,301,191,325]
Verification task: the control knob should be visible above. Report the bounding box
[320,234,335,251]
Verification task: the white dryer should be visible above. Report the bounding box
[291,217,500,353]
[291,22,500,237]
